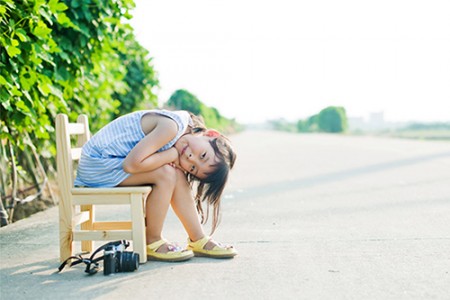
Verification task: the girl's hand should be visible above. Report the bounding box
[168,147,182,170]
[168,161,185,173]
[168,162,178,168]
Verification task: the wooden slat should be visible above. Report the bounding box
[56,114,75,262]
[72,211,90,226]
[71,148,82,160]
[76,115,90,147]
[67,123,85,135]
[80,205,94,252]
[130,193,146,263]
[92,221,132,230]
[73,194,132,205]
[73,230,132,241]
[72,186,151,195]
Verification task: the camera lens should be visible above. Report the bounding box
[118,252,139,272]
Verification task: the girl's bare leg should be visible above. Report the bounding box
[171,169,221,250]
[119,165,176,245]
[120,166,219,251]
[170,169,205,242]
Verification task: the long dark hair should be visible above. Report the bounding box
[187,113,237,234]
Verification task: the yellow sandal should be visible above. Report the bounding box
[147,239,194,262]
[187,236,237,258]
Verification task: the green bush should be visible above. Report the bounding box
[0,0,158,224]
[275,107,347,134]
[166,89,240,133]
[166,89,203,115]
[297,114,319,132]
[317,106,348,133]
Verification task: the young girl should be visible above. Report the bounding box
[74,109,237,261]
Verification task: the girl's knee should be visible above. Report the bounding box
[119,164,179,187]
[174,168,188,182]
[153,165,177,186]
[173,168,190,190]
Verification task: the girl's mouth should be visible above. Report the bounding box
[181,145,188,156]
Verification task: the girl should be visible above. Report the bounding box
[74,109,237,261]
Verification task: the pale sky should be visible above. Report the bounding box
[130,0,450,123]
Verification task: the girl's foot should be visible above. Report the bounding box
[187,236,237,258]
[147,239,194,262]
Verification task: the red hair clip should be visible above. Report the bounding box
[205,129,221,137]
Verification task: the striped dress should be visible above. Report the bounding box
[74,110,192,187]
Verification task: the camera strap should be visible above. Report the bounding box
[57,240,130,275]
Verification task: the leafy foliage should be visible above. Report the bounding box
[0,0,158,224]
[166,89,241,133]
[317,106,348,133]
[297,114,319,132]
[295,107,347,133]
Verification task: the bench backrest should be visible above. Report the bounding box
[55,114,90,198]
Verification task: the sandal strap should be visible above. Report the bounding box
[187,236,237,258]
[148,239,183,253]
[188,236,210,250]
[147,239,168,252]
[214,241,233,249]
[188,236,233,250]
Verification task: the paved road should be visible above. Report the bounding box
[1,130,450,299]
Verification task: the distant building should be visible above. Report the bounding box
[348,117,366,131]
[349,111,387,131]
[368,111,385,130]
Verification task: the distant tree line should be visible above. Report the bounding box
[166,89,241,133]
[272,106,348,133]
[402,122,450,131]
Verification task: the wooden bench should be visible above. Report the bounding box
[56,114,151,264]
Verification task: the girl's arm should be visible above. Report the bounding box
[122,115,179,174]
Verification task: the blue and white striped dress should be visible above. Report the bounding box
[74,110,192,187]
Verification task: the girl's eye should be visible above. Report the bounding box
[201,152,206,159]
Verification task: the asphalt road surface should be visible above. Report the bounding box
[1,130,450,299]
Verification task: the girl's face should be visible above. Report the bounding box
[174,133,217,179]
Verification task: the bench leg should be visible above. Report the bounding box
[59,229,73,262]
[130,194,146,264]
[81,204,94,253]
[59,199,73,262]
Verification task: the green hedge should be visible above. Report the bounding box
[296,106,347,133]
[317,106,348,133]
[0,0,158,224]
[166,89,241,133]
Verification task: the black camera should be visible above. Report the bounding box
[103,241,140,275]
[58,240,140,276]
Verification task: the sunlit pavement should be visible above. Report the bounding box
[1,130,450,299]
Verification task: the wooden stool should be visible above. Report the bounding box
[56,114,151,264]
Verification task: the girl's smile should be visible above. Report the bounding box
[180,145,188,156]
[175,135,217,179]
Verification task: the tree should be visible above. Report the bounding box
[166,89,240,133]
[317,106,348,133]
[167,89,203,115]
[0,0,158,225]
[296,114,320,132]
